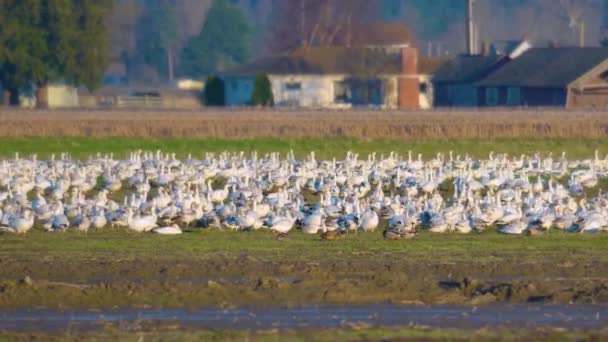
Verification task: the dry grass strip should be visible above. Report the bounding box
[1,108,607,140]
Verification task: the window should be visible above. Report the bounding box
[284,82,302,91]
[334,81,349,103]
[507,87,521,106]
[486,87,498,106]
[419,83,428,94]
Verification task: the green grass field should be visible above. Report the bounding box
[2,136,608,340]
[2,227,608,259]
[0,136,607,159]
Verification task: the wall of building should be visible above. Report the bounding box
[434,83,478,107]
[418,75,433,109]
[270,75,343,108]
[477,86,567,107]
[398,76,419,109]
[567,63,608,109]
[383,77,399,108]
[19,84,79,108]
[224,73,429,109]
[568,88,608,109]
[224,76,256,106]
[522,87,567,107]
[47,85,79,108]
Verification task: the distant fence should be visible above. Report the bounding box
[81,94,202,109]
[115,96,164,108]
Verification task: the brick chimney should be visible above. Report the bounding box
[398,47,419,109]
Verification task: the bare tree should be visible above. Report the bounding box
[456,0,604,53]
[268,0,377,53]
[107,0,143,61]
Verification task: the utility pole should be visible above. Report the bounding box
[167,48,174,82]
[300,0,306,46]
[579,21,585,47]
[466,0,475,55]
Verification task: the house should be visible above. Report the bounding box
[477,47,608,109]
[432,55,504,107]
[220,22,447,109]
[221,46,444,109]
[432,41,531,107]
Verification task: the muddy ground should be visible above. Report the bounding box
[1,232,608,310]
[2,229,608,340]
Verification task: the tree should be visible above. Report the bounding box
[136,0,178,82]
[69,0,112,91]
[0,0,111,107]
[108,0,143,80]
[203,75,225,106]
[0,0,47,105]
[179,0,251,78]
[269,0,375,53]
[251,74,273,106]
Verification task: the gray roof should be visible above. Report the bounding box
[222,47,447,76]
[432,55,503,83]
[477,48,608,88]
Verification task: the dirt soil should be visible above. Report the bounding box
[1,247,608,310]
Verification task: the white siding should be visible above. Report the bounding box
[19,84,79,108]
[223,73,429,109]
[270,75,345,108]
[418,75,433,110]
[48,85,79,108]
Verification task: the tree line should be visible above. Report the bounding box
[0,0,111,107]
[111,0,251,85]
[0,0,252,107]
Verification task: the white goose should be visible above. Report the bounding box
[126,208,157,233]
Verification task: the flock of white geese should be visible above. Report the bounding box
[0,150,607,238]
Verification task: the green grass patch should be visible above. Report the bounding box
[2,228,607,261]
[1,137,608,159]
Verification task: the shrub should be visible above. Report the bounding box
[251,74,273,106]
[204,75,225,106]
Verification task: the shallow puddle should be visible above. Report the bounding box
[1,304,607,332]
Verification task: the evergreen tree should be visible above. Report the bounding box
[0,0,111,107]
[179,0,251,78]
[251,74,273,107]
[203,75,225,106]
[0,0,47,105]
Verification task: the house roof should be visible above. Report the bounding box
[477,48,608,88]
[432,55,504,84]
[223,47,446,76]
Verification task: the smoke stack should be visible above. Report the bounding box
[466,0,475,55]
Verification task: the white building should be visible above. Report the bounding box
[222,46,443,109]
